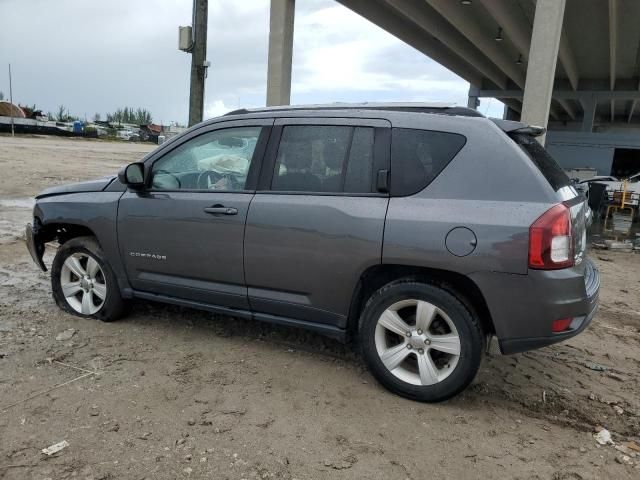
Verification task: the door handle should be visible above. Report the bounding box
[203,205,238,215]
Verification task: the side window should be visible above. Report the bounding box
[391,128,466,196]
[271,125,375,193]
[151,126,262,191]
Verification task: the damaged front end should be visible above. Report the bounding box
[26,219,47,271]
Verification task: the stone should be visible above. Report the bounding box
[55,328,76,341]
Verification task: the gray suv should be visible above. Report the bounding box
[26,103,599,402]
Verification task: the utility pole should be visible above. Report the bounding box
[188,0,208,127]
[8,63,14,137]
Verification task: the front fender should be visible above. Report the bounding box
[31,191,130,292]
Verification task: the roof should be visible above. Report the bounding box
[225,102,484,118]
[141,123,163,134]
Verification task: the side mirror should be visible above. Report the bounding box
[118,163,145,190]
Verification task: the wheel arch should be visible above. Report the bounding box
[348,264,495,338]
[34,219,100,247]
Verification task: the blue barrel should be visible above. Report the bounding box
[73,121,83,134]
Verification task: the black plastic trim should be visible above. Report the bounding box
[26,223,47,271]
[257,125,283,191]
[133,290,253,319]
[131,290,347,341]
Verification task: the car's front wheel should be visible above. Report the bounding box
[359,279,483,402]
[51,236,127,322]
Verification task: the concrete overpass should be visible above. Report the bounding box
[267,0,640,130]
[265,0,640,175]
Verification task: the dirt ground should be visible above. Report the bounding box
[1,135,640,480]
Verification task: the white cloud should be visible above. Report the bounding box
[204,99,238,118]
[290,3,469,104]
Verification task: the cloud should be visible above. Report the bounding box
[290,3,469,104]
[205,99,237,118]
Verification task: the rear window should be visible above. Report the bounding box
[512,133,570,191]
[391,128,466,196]
[271,125,376,194]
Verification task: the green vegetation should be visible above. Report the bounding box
[106,107,152,125]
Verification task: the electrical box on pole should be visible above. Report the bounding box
[178,26,193,52]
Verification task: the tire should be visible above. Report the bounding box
[359,279,483,402]
[51,236,127,322]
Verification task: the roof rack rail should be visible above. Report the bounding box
[223,102,484,118]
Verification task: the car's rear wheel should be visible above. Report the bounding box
[359,279,483,402]
[51,236,127,322]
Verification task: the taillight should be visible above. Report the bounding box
[529,203,573,270]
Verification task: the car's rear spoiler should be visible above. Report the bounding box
[490,118,546,137]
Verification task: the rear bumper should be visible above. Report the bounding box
[26,223,47,271]
[498,296,598,354]
[470,258,600,355]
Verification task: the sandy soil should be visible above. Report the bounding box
[1,135,639,479]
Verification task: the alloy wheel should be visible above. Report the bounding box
[374,299,461,386]
[60,253,107,315]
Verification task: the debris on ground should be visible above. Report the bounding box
[615,444,638,458]
[42,440,69,456]
[623,441,640,453]
[584,361,608,372]
[55,328,76,341]
[593,239,637,251]
[594,428,613,445]
[615,455,634,465]
[324,456,357,470]
[606,239,633,250]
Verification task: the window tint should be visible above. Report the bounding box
[390,128,466,196]
[151,126,262,191]
[512,133,570,191]
[271,125,375,193]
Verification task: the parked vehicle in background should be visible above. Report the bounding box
[601,172,640,193]
[564,167,598,183]
[25,103,599,402]
[577,175,619,185]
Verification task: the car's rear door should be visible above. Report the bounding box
[117,119,272,309]
[243,117,391,328]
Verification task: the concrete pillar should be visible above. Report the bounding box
[580,96,597,132]
[520,0,566,144]
[467,85,480,110]
[266,0,295,106]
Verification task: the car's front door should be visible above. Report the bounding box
[244,117,391,328]
[118,119,272,309]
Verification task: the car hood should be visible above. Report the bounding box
[36,175,117,199]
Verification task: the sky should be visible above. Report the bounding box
[0,0,503,124]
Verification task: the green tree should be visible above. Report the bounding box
[0,91,4,101]
[105,106,153,125]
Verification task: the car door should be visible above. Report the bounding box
[244,117,391,328]
[118,119,272,309]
